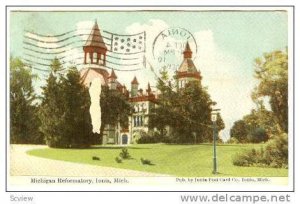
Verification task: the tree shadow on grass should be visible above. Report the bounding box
[89,146,152,150]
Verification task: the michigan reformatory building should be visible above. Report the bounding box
[80,21,202,145]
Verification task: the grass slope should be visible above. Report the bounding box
[27,144,288,177]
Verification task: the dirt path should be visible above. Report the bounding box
[10,145,168,177]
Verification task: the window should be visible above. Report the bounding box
[133,116,137,127]
[137,116,140,126]
[93,52,97,63]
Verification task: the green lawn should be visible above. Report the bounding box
[27,143,288,177]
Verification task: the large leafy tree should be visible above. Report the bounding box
[100,86,131,142]
[230,105,279,143]
[150,68,218,143]
[10,57,42,144]
[40,59,93,148]
[230,120,248,143]
[252,49,288,133]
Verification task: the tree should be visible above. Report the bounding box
[10,57,42,144]
[39,60,64,147]
[100,86,131,142]
[216,113,225,134]
[230,120,248,143]
[252,49,288,133]
[230,105,278,143]
[149,67,176,138]
[151,68,215,143]
[40,60,93,148]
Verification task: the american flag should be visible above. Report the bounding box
[106,31,146,54]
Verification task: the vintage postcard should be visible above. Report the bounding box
[7,6,294,192]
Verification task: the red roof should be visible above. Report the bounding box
[80,67,109,84]
[108,69,117,79]
[84,21,107,50]
[131,76,139,84]
[183,42,192,59]
[129,94,156,103]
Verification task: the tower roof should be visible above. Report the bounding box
[146,82,152,93]
[183,42,192,59]
[131,76,139,85]
[84,21,107,50]
[108,69,117,79]
[177,58,198,73]
[185,42,192,52]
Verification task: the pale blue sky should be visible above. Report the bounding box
[9,10,288,139]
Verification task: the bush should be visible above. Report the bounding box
[136,131,165,144]
[233,133,288,168]
[119,148,131,159]
[233,148,263,167]
[115,156,122,163]
[140,158,153,165]
[227,137,239,144]
[92,156,100,161]
[262,133,288,168]
[247,128,268,143]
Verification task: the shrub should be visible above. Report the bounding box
[140,158,153,165]
[115,156,122,163]
[136,131,162,144]
[232,149,260,167]
[233,133,288,168]
[119,148,131,159]
[227,137,239,144]
[92,156,100,161]
[247,128,268,143]
[263,133,288,168]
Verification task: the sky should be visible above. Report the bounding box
[9,10,288,140]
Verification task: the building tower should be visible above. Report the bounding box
[83,20,107,65]
[131,76,139,97]
[108,69,118,90]
[175,42,202,89]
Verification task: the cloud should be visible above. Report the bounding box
[76,20,94,41]
[193,30,257,140]
[118,19,170,89]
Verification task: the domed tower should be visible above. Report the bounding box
[83,20,107,66]
[175,42,201,89]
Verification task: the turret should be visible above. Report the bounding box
[83,20,107,65]
[131,76,139,97]
[108,69,117,90]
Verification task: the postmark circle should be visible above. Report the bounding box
[152,27,197,72]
